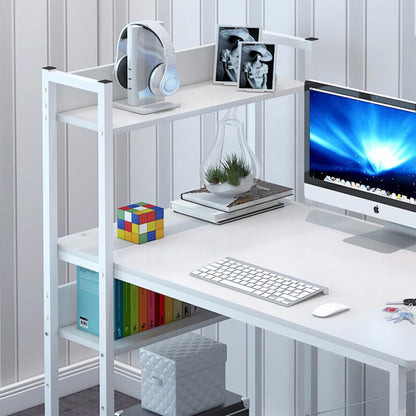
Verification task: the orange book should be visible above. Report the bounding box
[139,287,148,332]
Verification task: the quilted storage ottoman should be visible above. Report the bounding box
[140,332,227,416]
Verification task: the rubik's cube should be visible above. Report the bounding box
[117,202,164,244]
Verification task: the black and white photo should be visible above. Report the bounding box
[213,26,260,84]
[238,42,276,92]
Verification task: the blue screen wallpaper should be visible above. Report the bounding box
[309,89,416,200]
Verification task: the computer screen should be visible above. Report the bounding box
[304,80,416,229]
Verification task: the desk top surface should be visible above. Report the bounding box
[113,202,416,367]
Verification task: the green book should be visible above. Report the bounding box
[122,282,131,337]
[130,284,139,335]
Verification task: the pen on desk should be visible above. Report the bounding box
[386,298,416,306]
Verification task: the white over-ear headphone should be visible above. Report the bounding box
[114,20,180,98]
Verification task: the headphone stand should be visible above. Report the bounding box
[113,98,180,115]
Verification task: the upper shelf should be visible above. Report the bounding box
[57,77,303,134]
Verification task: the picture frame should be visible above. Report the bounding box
[213,25,261,85]
[237,42,276,92]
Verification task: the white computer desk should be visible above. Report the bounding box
[113,201,416,416]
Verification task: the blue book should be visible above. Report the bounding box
[77,266,99,336]
[77,266,122,339]
[114,279,123,339]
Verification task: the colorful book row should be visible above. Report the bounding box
[77,266,198,339]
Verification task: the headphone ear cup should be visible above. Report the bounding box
[114,55,128,89]
[149,63,165,95]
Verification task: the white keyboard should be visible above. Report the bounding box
[190,257,328,307]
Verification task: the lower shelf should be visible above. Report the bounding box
[59,309,227,355]
[116,390,249,416]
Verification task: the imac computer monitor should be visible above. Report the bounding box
[304,80,416,231]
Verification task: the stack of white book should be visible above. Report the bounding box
[170,180,293,224]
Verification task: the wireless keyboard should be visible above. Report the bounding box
[190,257,328,307]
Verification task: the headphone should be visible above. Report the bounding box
[114,20,180,98]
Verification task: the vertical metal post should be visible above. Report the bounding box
[42,66,59,416]
[97,79,115,416]
[295,342,318,416]
[247,325,264,416]
[388,364,407,416]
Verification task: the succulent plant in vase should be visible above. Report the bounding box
[201,108,260,196]
[204,153,254,196]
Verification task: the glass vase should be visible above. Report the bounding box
[201,109,260,196]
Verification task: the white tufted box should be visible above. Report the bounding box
[140,332,227,416]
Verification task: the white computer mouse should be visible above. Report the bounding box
[312,302,350,318]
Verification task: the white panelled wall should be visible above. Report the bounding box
[1,0,416,415]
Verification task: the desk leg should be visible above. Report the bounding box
[247,325,264,416]
[389,364,406,416]
[295,342,318,416]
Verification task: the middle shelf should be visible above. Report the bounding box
[59,279,227,355]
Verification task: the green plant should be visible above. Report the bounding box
[204,166,227,184]
[204,153,250,186]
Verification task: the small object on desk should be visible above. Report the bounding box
[384,304,415,325]
[394,311,415,325]
[117,202,164,244]
[386,298,416,306]
[190,257,328,306]
[312,303,350,318]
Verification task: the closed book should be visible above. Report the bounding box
[130,284,139,335]
[165,296,174,323]
[114,279,123,339]
[139,288,148,332]
[154,293,161,327]
[159,294,166,326]
[170,198,284,224]
[77,266,99,336]
[122,282,131,337]
[190,304,199,316]
[181,180,292,212]
[147,290,156,329]
[182,302,191,318]
[173,299,183,320]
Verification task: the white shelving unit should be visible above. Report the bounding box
[42,33,316,416]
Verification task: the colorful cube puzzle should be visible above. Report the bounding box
[117,202,164,244]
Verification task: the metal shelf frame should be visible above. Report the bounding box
[42,33,317,416]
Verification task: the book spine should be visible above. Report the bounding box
[147,290,156,329]
[77,267,99,337]
[165,296,174,323]
[130,284,139,335]
[159,294,165,326]
[154,293,161,327]
[190,304,199,316]
[139,287,148,332]
[122,281,131,337]
[114,279,123,339]
[173,299,183,320]
[182,302,191,318]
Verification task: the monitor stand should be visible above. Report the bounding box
[343,221,416,254]
[306,209,416,254]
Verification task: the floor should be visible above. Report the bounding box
[9,386,139,415]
